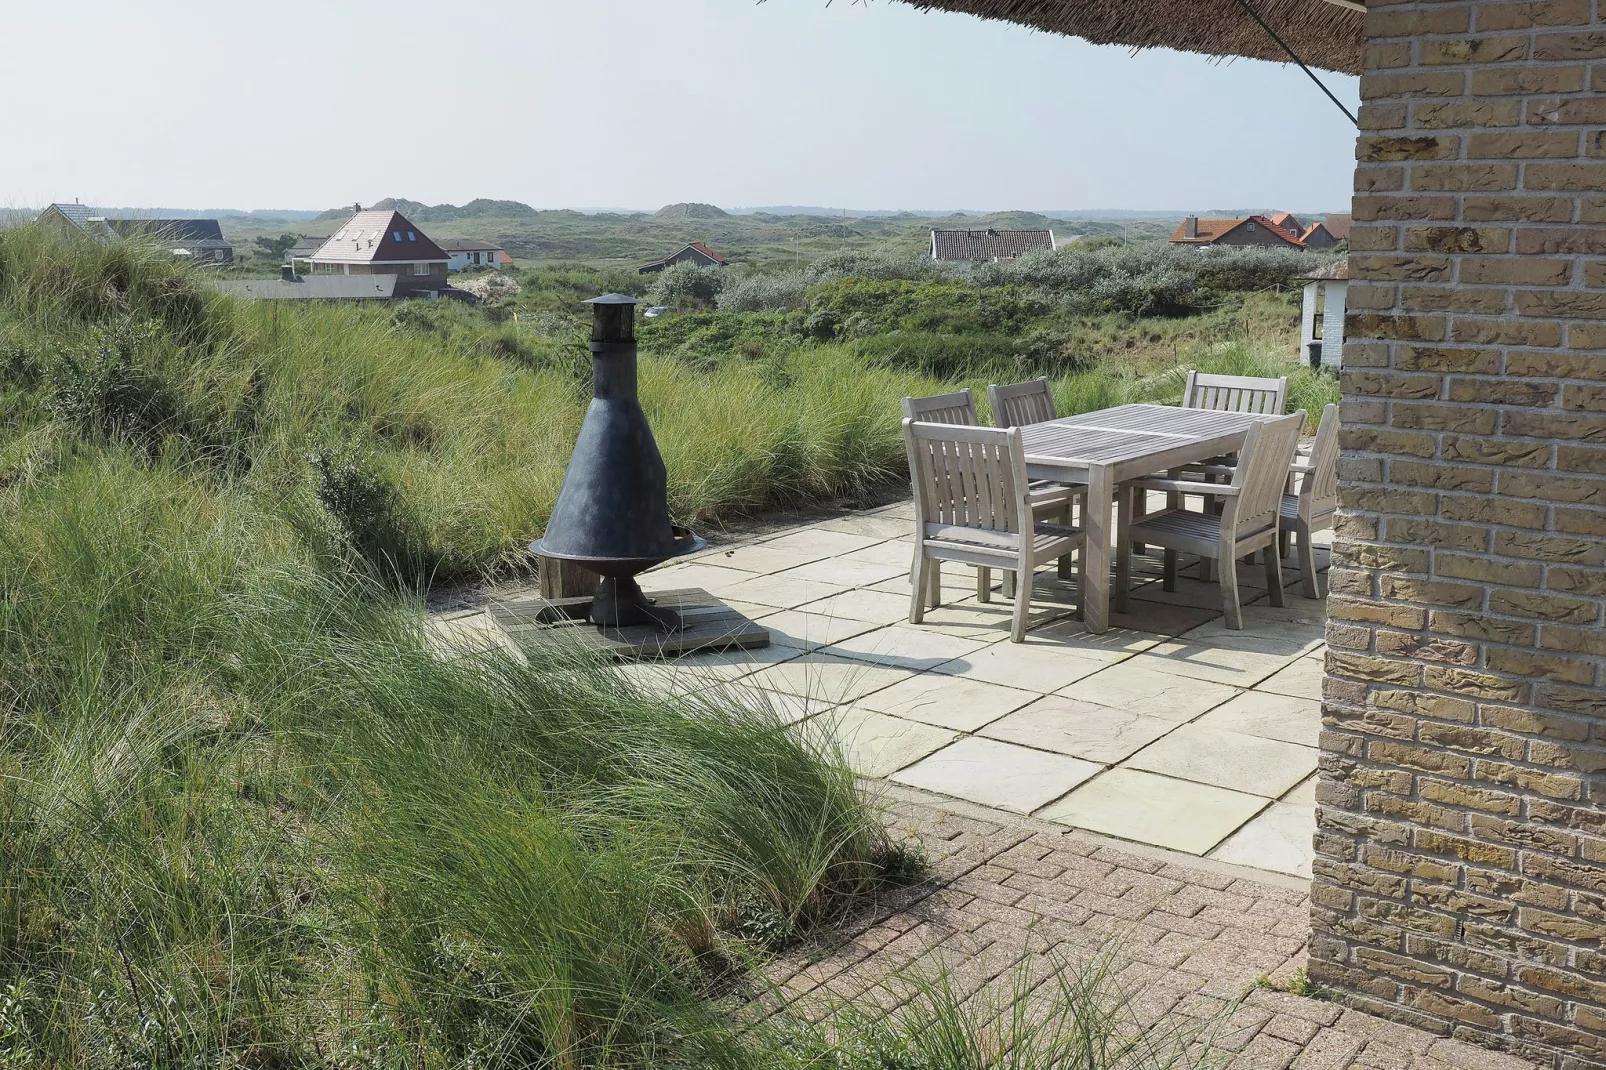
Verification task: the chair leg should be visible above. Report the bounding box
[1163,549,1177,592]
[928,561,943,610]
[1199,475,1218,582]
[1263,541,1285,608]
[1072,543,1085,616]
[1057,501,1075,579]
[976,566,992,603]
[1130,487,1147,557]
[1220,552,1243,630]
[1298,526,1322,600]
[1279,528,1292,562]
[1001,569,1016,599]
[909,556,929,624]
[1010,561,1033,643]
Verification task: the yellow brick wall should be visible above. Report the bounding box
[1313,2,1606,1064]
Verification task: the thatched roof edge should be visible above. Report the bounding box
[893,0,1365,76]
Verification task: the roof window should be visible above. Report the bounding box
[408,232,416,241]
[394,231,402,241]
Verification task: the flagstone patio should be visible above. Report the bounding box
[440,496,1333,881]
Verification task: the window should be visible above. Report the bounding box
[408,232,416,241]
[393,231,402,241]
[1246,222,1256,231]
[414,263,431,276]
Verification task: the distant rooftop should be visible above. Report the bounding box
[930,228,1055,262]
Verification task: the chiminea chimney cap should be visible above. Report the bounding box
[585,293,641,305]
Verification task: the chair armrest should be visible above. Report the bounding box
[1176,464,1238,478]
[1125,477,1240,496]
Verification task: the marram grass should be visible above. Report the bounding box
[0,225,1317,1065]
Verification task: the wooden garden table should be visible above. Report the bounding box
[1018,403,1288,633]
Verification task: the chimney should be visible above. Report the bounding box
[280,264,297,282]
[353,202,362,213]
[1184,216,1199,239]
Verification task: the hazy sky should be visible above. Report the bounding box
[6,0,1360,213]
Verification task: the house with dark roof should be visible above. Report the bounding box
[1300,213,1351,250]
[286,236,324,267]
[1169,215,1306,249]
[930,228,1055,263]
[37,203,233,262]
[306,208,450,297]
[109,218,234,263]
[638,242,730,274]
[438,237,508,272]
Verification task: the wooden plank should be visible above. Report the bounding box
[489,588,770,659]
[537,555,602,599]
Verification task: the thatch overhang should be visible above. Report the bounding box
[893,0,1366,75]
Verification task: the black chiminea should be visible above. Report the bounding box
[530,294,704,629]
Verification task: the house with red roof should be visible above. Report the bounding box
[1267,211,1304,236]
[1300,214,1351,250]
[638,242,730,274]
[1169,214,1306,249]
[306,206,451,297]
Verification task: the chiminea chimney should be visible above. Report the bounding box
[530,294,704,629]
[1184,216,1199,239]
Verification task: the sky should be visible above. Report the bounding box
[3,0,1361,214]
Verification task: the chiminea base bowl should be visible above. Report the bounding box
[529,528,706,633]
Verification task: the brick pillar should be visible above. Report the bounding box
[1311,2,1606,1065]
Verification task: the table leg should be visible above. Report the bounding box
[1114,480,1133,614]
[1083,465,1112,633]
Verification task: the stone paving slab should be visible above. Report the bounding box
[445,499,1335,880]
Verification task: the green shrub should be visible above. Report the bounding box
[649,261,727,310]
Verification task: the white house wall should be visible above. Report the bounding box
[1320,281,1346,370]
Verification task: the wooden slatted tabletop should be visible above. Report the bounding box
[1018,404,1286,633]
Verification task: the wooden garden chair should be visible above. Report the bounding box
[902,388,1075,606]
[986,377,1084,597]
[1115,411,1306,629]
[987,377,1057,428]
[1168,370,1290,578]
[1283,403,1339,599]
[902,389,978,425]
[1181,370,1289,414]
[904,419,1085,643]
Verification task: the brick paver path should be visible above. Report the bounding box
[762,789,1544,1070]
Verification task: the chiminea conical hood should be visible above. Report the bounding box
[534,295,696,576]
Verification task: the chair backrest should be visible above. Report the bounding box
[1299,403,1340,520]
[1228,411,1306,540]
[1182,370,1289,415]
[987,378,1057,428]
[904,419,1027,541]
[902,389,977,425]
